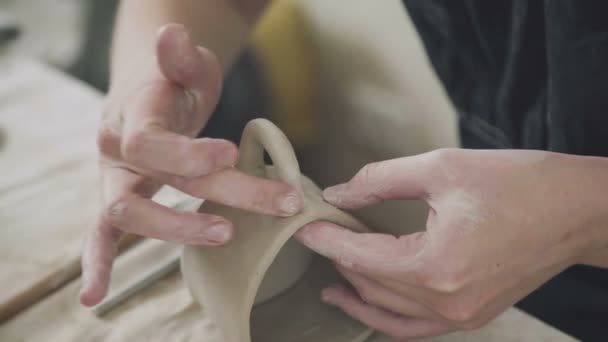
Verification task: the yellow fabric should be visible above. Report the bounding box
[252,0,319,144]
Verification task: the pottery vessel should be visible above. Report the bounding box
[182,119,374,342]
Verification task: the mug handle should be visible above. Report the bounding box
[236,119,303,193]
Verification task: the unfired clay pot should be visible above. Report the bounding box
[181,119,374,342]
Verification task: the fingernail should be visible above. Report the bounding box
[157,23,186,40]
[79,286,101,307]
[205,223,231,243]
[322,285,346,305]
[157,25,169,38]
[323,184,346,203]
[321,289,336,305]
[278,192,302,216]
[173,25,190,45]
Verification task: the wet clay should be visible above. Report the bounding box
[181,119,374,342]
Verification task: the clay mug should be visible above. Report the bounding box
[182,119,374,342]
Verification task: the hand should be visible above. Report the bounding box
[296,149,608,340]
[80,24,302,306]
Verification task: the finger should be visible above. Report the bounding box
[99,130,301,217]
[323,155,436,209]
[119,78,237,177]
[335,265,439,321]
[81,168,160,306]
[322,285,452,340]
[103,192,234,245]
[80,220,121,307]
[119,24,229,178]
[80,167,149,307]
[296,221,426,276]
[156,23,222,106]
[167,168,303,217]
[122,125,239,178]
[99,120,238,178]
[119,80,239,177]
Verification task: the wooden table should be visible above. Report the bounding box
[0,57,101,319]
[0,58,576,341]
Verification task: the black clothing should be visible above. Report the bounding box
[402,1,608,340]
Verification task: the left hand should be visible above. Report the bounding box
[296,148,608,340]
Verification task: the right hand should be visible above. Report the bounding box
[80,24,303,306]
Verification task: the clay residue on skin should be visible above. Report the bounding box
[439,189,487,234]
[107,200,129,223]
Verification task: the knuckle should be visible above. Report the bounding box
[174,139,205,178]
[103,197,130,225]
[424,270,465,294]
[420,256,469,294]
[428,148,459,164]
[356,286,377,305]
[335,249,359,270]
[250,190,271,213]
[427,148,464,183]
[197,45,223,91]
[96,123,117,155]
[435,298,478,325]
[356,162,385,184]
[122,130,147,162]
[167,216,190,242]
[351,162,391,201]
[172,91,197,134]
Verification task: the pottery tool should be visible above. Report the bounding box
[92,253,181,317]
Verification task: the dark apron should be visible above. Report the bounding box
[403,1,608,340]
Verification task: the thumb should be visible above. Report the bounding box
[296,221,427,277]
[155,23,222,110]
[323,154,436,209]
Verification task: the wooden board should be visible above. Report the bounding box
[0,58,102,319]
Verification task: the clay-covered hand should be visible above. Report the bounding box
[296,148,608,340]
[80,24,302,307]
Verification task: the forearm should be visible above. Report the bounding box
[534,152,608,268]
[566,154,608,266]
[110,0,269,91]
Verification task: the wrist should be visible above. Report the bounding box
[531,152,608,267]
[559,154,608,264]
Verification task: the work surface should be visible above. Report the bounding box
[0,59,576,341]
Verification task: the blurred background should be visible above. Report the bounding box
[0,0,459,232]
